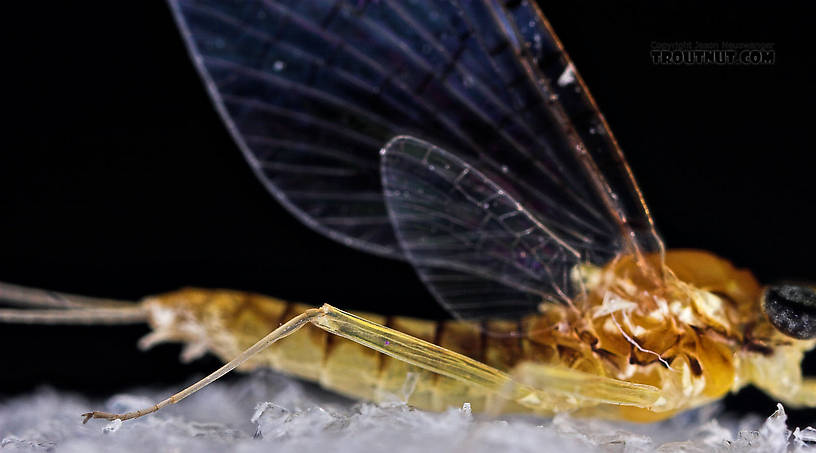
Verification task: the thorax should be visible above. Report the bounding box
[524,250,765,417]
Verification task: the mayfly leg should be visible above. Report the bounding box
[82,304,662,423]
[82,308,323,423]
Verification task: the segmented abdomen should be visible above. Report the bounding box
[186,290,539,412]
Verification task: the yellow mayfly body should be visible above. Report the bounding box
[81,252,816,422]
[1,248,814,424]
[1,0,814,425]
[126,251,816,422]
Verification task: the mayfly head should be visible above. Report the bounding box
[734,284,816,409]
[761,284,816,340]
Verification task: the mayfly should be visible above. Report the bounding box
[1,0,814,424]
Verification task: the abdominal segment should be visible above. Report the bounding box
[145,265,749,423]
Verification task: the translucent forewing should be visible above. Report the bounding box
[169,0,665,318]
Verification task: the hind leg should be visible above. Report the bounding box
[83,304,661,422]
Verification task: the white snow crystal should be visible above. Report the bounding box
[102,419,123,434]
[0,372,813,452]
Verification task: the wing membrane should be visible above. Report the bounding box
[381,136,592,318]
[169,0,664,317]
[495,1,662,255]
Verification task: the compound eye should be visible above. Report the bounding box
[762,285,816,339]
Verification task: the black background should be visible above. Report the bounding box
[1,2,814,425]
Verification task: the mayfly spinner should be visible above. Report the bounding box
[1,0,813,424]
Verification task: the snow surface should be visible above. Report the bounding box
[1,372,814,453]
